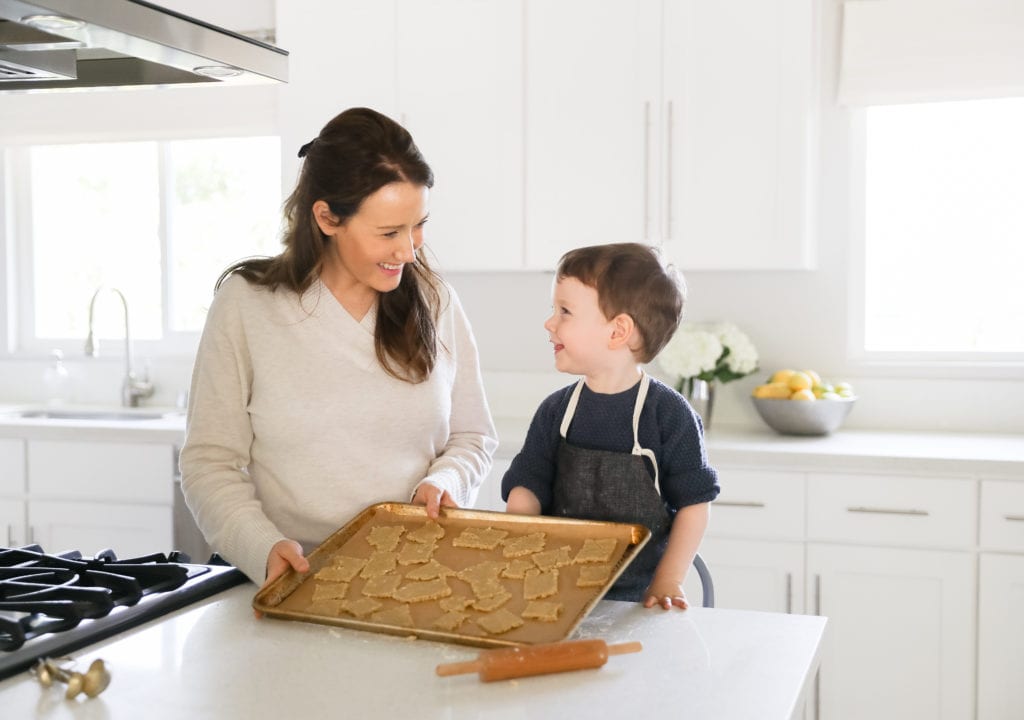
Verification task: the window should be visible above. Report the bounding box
[861,97,1024,358]
[16,136,281,354]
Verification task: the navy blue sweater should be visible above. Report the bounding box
[500,377,720,514]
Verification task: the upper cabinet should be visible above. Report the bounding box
[278,0,818,272]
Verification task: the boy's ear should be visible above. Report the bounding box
[608,313,636,350]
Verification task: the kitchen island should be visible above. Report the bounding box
[0,584,826,719]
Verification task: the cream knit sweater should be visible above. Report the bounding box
[179,274,497,583]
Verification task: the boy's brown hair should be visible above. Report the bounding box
[557,243,686,363]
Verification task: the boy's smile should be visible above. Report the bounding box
[544,277,615,376]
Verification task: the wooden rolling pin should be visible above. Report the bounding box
[436,639,642,682]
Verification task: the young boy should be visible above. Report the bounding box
[501,243,719,609]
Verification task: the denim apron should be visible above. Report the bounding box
[550,372,672,601]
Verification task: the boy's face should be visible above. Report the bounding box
[544,277,615,375]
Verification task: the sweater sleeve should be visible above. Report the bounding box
[655,389,720,511]
[179,276,285,584]
[499,389,565,512]
[416,287,498,508]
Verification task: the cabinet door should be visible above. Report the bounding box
[807,544,974,720]
[28,440,174,503]
[525,0,661,269]
[29,500,173,558]
[474,457,511,512]
[1,498,26,547]
[396,0,523,271]
[0,438,26,495]
[662,0,816,270]
[978,553,1024,720]
[687,537,804,613]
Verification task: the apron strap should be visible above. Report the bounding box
[559,379,586,439]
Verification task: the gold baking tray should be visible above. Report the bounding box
[252,502,649,648]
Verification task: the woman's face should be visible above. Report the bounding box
[315,181,429,296]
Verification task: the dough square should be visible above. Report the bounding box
[475,609,524,635]
[406,520,446,544]
[315,565,358,583]
[523,568,559,599]
[307,598,344,616]
[501,558,536,579]
[432,610,470,631]
[359,550,399,579]
[311,581,349,602]
[405,559,456,581]
[397,541,436,566]
[366,525,406,552]
[532,545,574,571]
[501,532,547,558]
[472,589,512,612]
[438,595,474,612]
[362,574,402,598]
[577,564,613,588]
[521,600,563,622]
[339,597,383,619]
[371,604,415,627]
[327,555,367,581]
[467,577,507,599]
[456,560,509,584]
[452,526,509,550]
[393,577,452,603]
[574,538,618,564]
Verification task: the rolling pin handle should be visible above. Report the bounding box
[435,660,483,677]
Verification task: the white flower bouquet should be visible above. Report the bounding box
[657,322,759,389]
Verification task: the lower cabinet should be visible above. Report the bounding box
[807,544,975,720]
[28,499,173,559]
[977,553,1024,720]
[1,498,25,547]
[690,537,804,613]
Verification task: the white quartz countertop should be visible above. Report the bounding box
[0,585,826,719]
[0,404,186,443]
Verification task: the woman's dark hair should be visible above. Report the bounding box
[218,107,441,383]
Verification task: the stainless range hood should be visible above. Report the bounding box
[0,0,287,91]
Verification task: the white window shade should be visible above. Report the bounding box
[839,0,1024,106]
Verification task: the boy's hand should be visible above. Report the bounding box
[505,486,541,515]
[642,579,689,610]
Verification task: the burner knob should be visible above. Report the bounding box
[64,672,85,700]
[83,659,112,698]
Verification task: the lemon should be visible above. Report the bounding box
[758,382,793,399]
[770,369,796,385]
[787,372,813,392]
[791,388,815,401]
[803,369,822,386]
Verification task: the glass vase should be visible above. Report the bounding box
[682,377,715,430]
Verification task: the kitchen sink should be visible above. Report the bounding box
[3,408,182,422]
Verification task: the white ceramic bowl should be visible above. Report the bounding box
[751,397,856,436]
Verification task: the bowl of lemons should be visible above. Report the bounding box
[751,369,856,436]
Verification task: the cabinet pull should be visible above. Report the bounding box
[813,574,821,616]
[715,500,766,509]
[1005,515,1024,522]
[643,101,651,241]
[785,572,792,614]
[6,524,11,546]
[846,506,929,517]
[665,100,674,240]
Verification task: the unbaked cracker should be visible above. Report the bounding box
[307,598,344,616]
[532,545,574,571]
[501,531,547,558]
[521,600,563,621]
[523,568,559,599]
[452,526,509,550]
[406,520,445,544]
[397,541,436,566]
[370,604,415,627]
[432,610,469,631]
[393,577,452,603]
[366,524,406,551]
[359,550,399,578]
[339,597,383,619]
[438,595,474,612]
[577,564,613,588]
[311,581,349,602]
[472,589,512,612]
[404,559,456,581]
[466,577,506,599]
[500,558,536,579]
[574,538,617,564]
[475,608,524,635]
[315,565,358,583]
[456,560,508,584]
[327,555,367,581]
[362,574,402,598]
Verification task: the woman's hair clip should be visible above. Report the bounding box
[297,138,317,158]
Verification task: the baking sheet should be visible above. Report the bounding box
[252,503,650,648]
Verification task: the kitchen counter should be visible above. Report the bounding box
[0,585,826,719]
[0,404,186,444]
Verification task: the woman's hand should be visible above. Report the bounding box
[254,539,309,619]
[412,482,457,519]
[642,578,689,611]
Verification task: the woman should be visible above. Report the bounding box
[180,107,497,588]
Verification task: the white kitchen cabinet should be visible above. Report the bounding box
[1,499,25,547]
[977,553,1024,720]
[28,500,172,559]
[0,438,26,547]
[692,536,804,613]
[808,544,975,720]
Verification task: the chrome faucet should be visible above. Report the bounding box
[84,287,155,407]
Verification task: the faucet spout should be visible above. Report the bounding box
[84,287,155,407]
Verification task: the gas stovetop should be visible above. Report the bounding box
[0,545,247,681]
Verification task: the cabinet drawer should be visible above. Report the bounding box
[980,480,1024,552]
[807,473,975,548]
[0,438,26,495]
[28,441,174,504]
[709,468,804,540]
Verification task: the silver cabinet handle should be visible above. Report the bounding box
[6,523,12,546]
[665,100,674,241]
[814,574,821,616]
[1005,515,1024,522]
[785,572,792,614]
[27,525,34,544]
[715,500,766,508]
[643,100,651,241]
[846,506,929,517]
